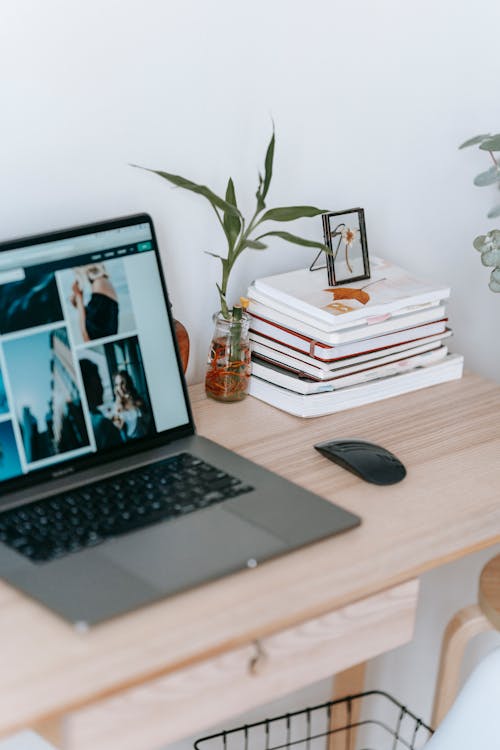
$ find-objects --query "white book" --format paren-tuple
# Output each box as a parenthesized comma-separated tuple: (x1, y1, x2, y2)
(249, 330, 453, 377)
(249, 354, 464, 418)
(248, 284, 443, 333)
(251, 256, 450, 330)
(250, 316, 448, 361)
(251, 346, 449, 394)
(248, 299, 446, 345)
(253, 339, 450, 382)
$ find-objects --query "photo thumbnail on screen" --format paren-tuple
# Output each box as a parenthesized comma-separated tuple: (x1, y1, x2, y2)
(3, 328, 90, 464)
(79, 335, 156, 451)
(0, 268, 63, 335)
(0, 368, 8, 415)
(0, 421, 22, 481)
(58, 258, 136, 346)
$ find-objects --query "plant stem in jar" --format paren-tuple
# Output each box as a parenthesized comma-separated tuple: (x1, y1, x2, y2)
(230, 304, 242, 364)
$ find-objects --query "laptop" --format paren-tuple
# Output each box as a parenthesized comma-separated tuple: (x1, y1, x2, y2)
(0, 214, 360, 626)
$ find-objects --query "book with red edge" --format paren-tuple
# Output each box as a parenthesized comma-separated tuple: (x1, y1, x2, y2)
(251, 332, 453, 381)
(249, 315, 448, 362)
(251, 346, 450, 395)
(247, 298, 446, 345)
(250, 329, 452, 380)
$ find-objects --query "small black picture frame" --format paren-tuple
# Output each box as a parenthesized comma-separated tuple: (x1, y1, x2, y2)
(322, 208, 370, 286)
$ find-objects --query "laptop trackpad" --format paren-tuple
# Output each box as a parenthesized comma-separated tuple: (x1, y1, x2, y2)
(101, 506, 287, 595)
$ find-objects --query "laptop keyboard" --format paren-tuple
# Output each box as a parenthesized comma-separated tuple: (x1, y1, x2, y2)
(0, 453, 254, 563)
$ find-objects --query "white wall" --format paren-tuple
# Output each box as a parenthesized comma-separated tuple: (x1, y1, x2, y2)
(1, 0, 499, 743)
(1, 0, 500, 384)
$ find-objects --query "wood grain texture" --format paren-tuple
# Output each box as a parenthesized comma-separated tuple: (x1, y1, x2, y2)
(32, 718, 63, 748)
(432, 553, 500, 728)
(329, 663, 367, 750)
(64, 581, 418, 750)
(0, 372, 499, 736)
(479, 553, 500, 629)
(431, 604, 493, 726)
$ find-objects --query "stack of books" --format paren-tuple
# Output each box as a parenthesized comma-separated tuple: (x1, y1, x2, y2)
(246, 257, 463, 417)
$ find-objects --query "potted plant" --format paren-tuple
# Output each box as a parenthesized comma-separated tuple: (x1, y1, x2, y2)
(134, 129, 330, 401)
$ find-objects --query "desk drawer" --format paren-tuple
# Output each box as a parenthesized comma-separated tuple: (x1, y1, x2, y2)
(63, 579, 419, 750)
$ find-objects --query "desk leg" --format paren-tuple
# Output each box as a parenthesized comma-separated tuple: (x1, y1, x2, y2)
(33, 716, 64, 748)
(328, 662, 366, 750)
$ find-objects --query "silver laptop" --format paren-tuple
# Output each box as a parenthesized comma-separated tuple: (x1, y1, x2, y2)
(0, 214, 360, 626)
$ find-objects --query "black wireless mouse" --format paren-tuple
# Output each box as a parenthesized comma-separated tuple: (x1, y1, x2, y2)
(314, 439, 406, 485)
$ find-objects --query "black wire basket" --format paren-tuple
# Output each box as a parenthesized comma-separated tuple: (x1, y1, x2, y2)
(194, 691, 434, 750)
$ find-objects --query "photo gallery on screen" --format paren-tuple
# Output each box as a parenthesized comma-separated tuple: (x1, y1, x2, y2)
(0, 257, 155, 479)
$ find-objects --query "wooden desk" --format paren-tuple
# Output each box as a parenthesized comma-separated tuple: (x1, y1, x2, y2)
(1, 373, 499, 749)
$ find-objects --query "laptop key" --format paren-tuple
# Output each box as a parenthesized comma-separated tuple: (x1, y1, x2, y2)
(0, 452, 254, 563)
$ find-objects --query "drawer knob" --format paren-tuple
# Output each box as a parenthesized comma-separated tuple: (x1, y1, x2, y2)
(249, 640, 268, 676)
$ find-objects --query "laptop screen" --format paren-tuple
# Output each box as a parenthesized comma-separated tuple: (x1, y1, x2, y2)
(0, 215, 191, 489)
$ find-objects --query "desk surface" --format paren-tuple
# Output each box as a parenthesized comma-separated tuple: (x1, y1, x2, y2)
(1, 373, 500, 734)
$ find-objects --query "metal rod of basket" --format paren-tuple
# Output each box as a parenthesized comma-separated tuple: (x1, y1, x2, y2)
(193, 691, 433, 750)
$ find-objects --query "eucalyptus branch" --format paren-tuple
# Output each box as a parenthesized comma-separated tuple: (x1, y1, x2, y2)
(460, 132, 500, 292)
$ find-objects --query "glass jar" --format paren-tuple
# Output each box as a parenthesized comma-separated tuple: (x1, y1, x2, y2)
(205, 310, 251, 402)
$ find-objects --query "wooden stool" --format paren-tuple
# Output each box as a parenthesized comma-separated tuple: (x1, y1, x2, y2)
(432, 554, 500, 727)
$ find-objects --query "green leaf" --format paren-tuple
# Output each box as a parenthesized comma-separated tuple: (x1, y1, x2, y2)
(459, 134, 490, 149)
(204, 251, 225, 260)
(487, 205, 500, 218)
(242, 239, 268, 250)
(473, 235, 487, 251)
(216, 283, 229, 318)
(489, 268, 500, 292)
(473, 167, 499, 187)
(255, 172, 264, 209)
(261, 129, 275, 205)
(479, 134, 500, 151)
(223, 178, 241, 249)
(260, 206, 327, 222)
(131, 165, 242, 218)
(255, 230, 331, 253)
(481, 248, 500, 267)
